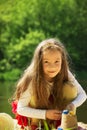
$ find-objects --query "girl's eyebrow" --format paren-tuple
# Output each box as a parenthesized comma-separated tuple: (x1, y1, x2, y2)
(43, 58, 61, 60)
(43, 58, 49, 60)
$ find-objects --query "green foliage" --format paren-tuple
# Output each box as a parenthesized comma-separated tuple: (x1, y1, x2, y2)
(6, 30, 45, 69)
(0, 69, 21, 81)
(0, 0, 87, 81)
(76, 71, 87, 90)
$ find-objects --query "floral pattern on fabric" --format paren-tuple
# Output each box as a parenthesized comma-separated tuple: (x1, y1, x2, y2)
(12, 101, 28, 129)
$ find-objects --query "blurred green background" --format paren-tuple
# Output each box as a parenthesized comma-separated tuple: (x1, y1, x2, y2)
(0, 0, 87, 123)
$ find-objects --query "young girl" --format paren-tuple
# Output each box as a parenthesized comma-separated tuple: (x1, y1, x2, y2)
(13, 38, 87, 129)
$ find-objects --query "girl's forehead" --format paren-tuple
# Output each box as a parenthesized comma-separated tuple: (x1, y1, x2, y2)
(42, 48, 62, 54)
(42, 49, 62, 59)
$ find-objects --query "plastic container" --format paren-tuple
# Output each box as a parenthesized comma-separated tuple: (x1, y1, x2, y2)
(60, 110, 78, 130)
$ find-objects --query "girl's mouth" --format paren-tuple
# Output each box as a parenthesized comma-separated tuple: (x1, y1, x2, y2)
(48, 71, 56, 73)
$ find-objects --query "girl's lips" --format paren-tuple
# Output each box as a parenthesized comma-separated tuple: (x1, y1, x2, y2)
(48, 71, 56, 73)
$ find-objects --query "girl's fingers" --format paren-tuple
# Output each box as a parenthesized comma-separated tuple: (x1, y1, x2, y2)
(54, 112, 61, 120)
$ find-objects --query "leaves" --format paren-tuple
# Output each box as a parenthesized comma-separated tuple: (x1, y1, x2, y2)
(0, 0, 87, 80)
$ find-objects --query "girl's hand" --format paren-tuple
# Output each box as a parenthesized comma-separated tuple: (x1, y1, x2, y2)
(46, 110, 62, 120)
(66, 103, 75, 111)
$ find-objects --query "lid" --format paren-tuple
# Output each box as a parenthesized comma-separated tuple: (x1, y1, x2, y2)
(57, 127, 63, 130)
(62, 110, 69, 114)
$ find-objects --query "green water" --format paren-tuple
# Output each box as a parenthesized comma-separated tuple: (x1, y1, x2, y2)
(0, 82, 15, 118)
(0, 81, 87, 123)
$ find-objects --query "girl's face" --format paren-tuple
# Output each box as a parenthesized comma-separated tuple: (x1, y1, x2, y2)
(42, 49, 62, 81)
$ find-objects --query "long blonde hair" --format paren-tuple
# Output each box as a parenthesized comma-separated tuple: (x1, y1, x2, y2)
(14, 38, 70, 110)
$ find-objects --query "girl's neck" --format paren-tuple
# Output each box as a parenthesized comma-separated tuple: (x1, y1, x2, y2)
(46, 78, 53, 82)
(45, 75, 54, 83)
(46, 78, 54, 84)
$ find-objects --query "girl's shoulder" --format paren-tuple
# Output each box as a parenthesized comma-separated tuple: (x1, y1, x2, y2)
(22, 81, 33, 97)
(68, 70, 75, 81)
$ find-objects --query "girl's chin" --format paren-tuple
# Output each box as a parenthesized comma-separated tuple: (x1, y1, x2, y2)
(46, 75, 56, 81)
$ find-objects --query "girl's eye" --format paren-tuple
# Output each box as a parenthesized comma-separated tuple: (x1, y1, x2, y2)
(55, 61, 59, 63)
(44, 61, 48, 63)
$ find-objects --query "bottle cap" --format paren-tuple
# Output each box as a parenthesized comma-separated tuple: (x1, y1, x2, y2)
(62, 110, 69, 114)
(57, 127, 63, 130)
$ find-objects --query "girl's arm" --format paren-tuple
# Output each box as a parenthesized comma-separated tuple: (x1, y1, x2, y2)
(68, 71, 87, 108)
(17, 85, 46, 119)
(17, 84, 61, 120)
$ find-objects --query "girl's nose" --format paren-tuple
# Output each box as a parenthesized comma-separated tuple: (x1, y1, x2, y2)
(49, 63, 56, 68)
